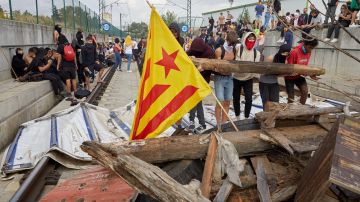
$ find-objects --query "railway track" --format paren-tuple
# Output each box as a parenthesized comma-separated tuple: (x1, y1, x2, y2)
(9, 66, 117, 202)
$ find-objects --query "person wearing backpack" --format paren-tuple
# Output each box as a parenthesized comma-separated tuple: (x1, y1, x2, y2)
(233, 32, 261, 120)
(56, 34, 78, 100)
(213, 30, 238, 131)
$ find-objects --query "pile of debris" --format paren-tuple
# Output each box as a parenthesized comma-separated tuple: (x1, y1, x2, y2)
(80, 102, 360, 201)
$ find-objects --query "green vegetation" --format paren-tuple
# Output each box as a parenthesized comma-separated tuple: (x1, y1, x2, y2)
(161, 11, 177, 26)
(128, 22, 148, 39)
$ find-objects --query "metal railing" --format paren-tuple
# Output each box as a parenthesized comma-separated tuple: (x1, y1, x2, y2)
(0, 0, 124, 37)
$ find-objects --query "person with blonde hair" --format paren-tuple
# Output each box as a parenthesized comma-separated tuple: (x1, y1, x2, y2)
(124, 35, 135, 72)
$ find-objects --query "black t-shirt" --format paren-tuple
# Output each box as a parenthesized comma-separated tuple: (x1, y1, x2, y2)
(57, 44, 76, 70)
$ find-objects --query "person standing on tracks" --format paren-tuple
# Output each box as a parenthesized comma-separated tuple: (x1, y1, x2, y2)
(169, 22, 185, 130)
(113, 38, 122, 71)
(213, 31, 238, 130)
(124, 35, 135, 73)
(56, 34, 78, 101)
(259, 45, 290, 108)
(187, 38, 214, 132)
(233, 32, 261, 120)
(82, 35, 105, 90)
(284, 38, 319, 105)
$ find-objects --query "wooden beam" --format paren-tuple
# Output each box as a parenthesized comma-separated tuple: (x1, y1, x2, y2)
(81, 142, 210, 202)
(213, 178, 234, 202)
(94, 125, 328, 164)
(201, 134, 218, 199)
(251, 155, 277, 192)
(255, 159, 272, 202)
(256, 105, 344, 122)
(191, 57, 325, 76)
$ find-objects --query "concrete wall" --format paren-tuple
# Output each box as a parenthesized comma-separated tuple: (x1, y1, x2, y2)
(0, 19, 108, 82)
(263, 27, 360, 109)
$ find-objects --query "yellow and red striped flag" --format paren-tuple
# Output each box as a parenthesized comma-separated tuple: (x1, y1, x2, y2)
(130, 7, 212, 140)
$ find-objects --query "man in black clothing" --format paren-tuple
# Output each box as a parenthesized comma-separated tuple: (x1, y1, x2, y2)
(56, 34, 78, 100)
(299, 8, 309, 26)
(11, 48, 27, 78)
(82, 35, 105, 90)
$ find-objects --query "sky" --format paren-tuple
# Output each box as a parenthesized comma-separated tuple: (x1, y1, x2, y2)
(0, 0, 325, 28)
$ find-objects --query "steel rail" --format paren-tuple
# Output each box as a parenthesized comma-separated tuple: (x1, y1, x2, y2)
(10, 66, 117, 201)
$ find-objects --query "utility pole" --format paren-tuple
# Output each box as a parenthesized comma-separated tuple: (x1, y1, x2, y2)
(187, 0, 191, 29)
(120, 13, 122, 37)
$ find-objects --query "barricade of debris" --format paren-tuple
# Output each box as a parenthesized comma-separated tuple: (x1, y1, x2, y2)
(80, 102, 360, 202)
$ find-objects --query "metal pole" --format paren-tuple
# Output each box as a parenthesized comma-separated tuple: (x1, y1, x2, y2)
(120, 13, 122, 37)
(35, 0, 39, 24)
(187, 0, 191, 29)
(72, 0, 75, 30)
(63, 0, 66, 28)
(8, 0, 13, 20)
(85, 6, 88, 32)
(51, 0, 55, 25)
(79, 1, 81, 29)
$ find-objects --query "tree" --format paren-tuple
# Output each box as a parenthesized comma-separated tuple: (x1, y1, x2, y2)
(242, 8, 251, 24)
(0, 5, 7, 19)
(128, 22, 148, 39)
(161, 11, 177, 26)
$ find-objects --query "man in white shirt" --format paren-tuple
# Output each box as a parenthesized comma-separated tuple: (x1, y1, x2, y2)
(301, 10, 322, 39)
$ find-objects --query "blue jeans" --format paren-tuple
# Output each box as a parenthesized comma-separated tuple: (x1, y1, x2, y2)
(214, 75, 233, 101)
(114, 52, 121, 70)
(126, 54, 132, 71)
(264, 12, 271, 29)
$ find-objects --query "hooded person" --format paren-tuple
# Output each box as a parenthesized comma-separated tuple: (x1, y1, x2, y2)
(233, 32, 261, 119)
(11, 48, 27, 78)
(186, 38, 215, 131)
(168, 22, 186, 130)
(169, 22, 185, 48)
(259, 44, 290, 107)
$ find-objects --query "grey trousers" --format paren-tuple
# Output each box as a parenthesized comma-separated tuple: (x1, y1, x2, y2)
(189, 101, 205, 126)
(325, 6, 337, 24)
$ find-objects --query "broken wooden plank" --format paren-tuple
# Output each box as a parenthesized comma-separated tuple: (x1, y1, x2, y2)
(256, 160, 272, 202)
(262, 129, 295, 155)
(271, 185, 297, 202)
(191, 57, 325, 76)
(81, 141, 210, 202)
(201, 134, 218, 199)
(213, 178, 234, 202)
(251, 155, 277, 192)
(98, 125, 328, 164)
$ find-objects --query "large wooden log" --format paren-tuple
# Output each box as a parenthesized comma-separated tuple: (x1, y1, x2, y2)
(81, 142, 210, 202)
(191, 58, 325, 76)
(94, 125, 328, 164)
(255, 105, 343, 122)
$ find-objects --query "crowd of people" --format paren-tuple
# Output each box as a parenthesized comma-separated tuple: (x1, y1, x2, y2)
(167, 0, 336, 132)
(11, 24, 147, 103)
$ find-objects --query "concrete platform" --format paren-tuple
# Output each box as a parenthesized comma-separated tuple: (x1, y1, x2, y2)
(0, 79, 58, 150)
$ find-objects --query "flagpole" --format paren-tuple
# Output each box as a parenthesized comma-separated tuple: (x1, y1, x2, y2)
(211, 91, 239, 132)
(146, 0, 154, 8)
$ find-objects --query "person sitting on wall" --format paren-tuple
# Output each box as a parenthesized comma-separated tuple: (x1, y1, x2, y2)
(11, 48, 27, 78)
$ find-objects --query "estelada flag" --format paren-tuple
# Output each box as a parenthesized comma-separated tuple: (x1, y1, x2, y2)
(130, 7, 212, 140)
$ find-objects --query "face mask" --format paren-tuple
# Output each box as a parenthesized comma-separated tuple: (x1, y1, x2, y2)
(245, 39, 256, 50)
(302, 45, 307, 54)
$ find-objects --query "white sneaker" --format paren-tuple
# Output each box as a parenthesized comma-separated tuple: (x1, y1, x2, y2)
(349, 24, 360, 28)
(323, 38, 331, 42)
(127, 70, 132, 73)
(330, 38, 338, 43)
